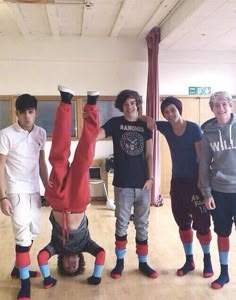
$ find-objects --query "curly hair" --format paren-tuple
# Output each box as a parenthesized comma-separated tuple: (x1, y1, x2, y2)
(115, 89, 142, 112)
(57, 253, 86, 277)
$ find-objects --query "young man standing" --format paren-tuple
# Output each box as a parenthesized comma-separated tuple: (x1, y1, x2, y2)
(0, 94, 48, 300)
(97, 89, 158, 279)
(200, 91, 236, 289)
(147, 96, 213, 278)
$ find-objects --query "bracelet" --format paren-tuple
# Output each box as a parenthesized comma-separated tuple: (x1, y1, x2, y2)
(148, 177, 155, 181)
(0, 196, 7, 202)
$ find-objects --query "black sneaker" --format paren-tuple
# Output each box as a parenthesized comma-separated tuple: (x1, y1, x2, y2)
(87, 91, 99, 105)
(58, 85, 74, 103)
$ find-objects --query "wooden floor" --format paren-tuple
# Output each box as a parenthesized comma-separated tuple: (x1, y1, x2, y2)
(1, 199, 236, 300)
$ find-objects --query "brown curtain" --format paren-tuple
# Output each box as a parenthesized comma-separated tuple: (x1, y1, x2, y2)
(146, 27, 162, 206)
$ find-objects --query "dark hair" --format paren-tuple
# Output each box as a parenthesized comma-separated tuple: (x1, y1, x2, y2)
(57, 253, 86, 277)
(15, 94, 38, 113)
(160, 96, 183, 116)
(115, 89, 142, 112)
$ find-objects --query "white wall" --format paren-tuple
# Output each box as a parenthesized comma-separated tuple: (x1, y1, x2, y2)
(160, 63, 236, 95)
(0, 36, 148, 96)
(2, 37, 236, 195)
(0, 36, 148, 196)
(159, 49, 236, 95)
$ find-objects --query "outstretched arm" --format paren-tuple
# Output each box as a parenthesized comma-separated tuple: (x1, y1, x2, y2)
(139, 115, 156, 130)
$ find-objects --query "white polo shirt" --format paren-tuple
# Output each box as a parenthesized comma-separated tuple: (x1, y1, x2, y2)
(0, 122, 46, 193)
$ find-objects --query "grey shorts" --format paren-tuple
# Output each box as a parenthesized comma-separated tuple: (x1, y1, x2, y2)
(45, 211, 101, 257)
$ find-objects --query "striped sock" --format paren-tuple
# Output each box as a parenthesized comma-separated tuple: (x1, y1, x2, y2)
(111, 259, 124, 279)
(11, 266, 40, 279)
(136, 241, 158, 279)
(17, 277, 30, 300)
(111, 237, 127, 279)
(177, 254, 195, 276)
(211, 236, 230, 289)
(37, 249, 57, 289)
(197, 231, 213, 278)
(87, 249, 105, 285)
(15, 246, 31, 300)
(211, 264, 229, 289)
(177, 229, 195, 276)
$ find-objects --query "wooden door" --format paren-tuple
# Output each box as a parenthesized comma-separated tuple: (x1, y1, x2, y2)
(199, 97, 214, 124)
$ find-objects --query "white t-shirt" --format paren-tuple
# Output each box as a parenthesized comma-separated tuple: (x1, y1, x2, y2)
(0, 122, 46, 193)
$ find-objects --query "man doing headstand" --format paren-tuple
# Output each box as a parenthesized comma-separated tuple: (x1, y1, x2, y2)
(37, 85, 105, 289)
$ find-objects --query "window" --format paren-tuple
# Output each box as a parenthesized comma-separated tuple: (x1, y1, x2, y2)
(36, 98, 77, 137)
(0, 99, 11, 130)
(0, 94, 135, 140)
(82, 96, 123, 127)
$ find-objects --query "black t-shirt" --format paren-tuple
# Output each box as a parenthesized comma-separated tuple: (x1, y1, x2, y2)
(102, 116, 152, 188)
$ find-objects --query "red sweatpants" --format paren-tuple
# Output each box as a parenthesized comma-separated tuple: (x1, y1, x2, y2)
(45, 102, 99, 213)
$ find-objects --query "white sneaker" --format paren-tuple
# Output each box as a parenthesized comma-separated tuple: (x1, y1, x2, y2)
(58, 85, 74, 95)
(106, 200, 116, 211)
(87, 91, 99, 96)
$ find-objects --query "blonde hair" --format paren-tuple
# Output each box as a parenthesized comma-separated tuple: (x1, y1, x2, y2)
(209, 91, 232, 109)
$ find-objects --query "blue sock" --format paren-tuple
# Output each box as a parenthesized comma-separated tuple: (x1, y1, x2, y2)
(39, 263, 50, 278)
(111, 259, 124, 279)
(17, 278, 30, 300)
(177, 254, 195, 276)
(11, 266, 40, 279)
(139, 261, 158, 278)
(43, 276, 57, 289)
(211, 264, 229, 289)
(203, 253, 213, 277)
(87, 264, 103, 285)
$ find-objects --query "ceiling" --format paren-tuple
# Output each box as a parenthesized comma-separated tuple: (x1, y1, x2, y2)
(0, 0, 236, 51)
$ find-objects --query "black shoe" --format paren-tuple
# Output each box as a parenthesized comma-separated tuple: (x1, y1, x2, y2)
(58, 85, 74, 104)
(130, 213, 134, 221)
(87, 91, 99, 105)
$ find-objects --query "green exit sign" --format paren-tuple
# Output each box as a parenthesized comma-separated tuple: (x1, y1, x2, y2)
(188, 87, 211, 95)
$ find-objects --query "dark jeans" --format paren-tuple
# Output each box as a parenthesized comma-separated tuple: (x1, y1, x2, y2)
(211, 190, 236, 236)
